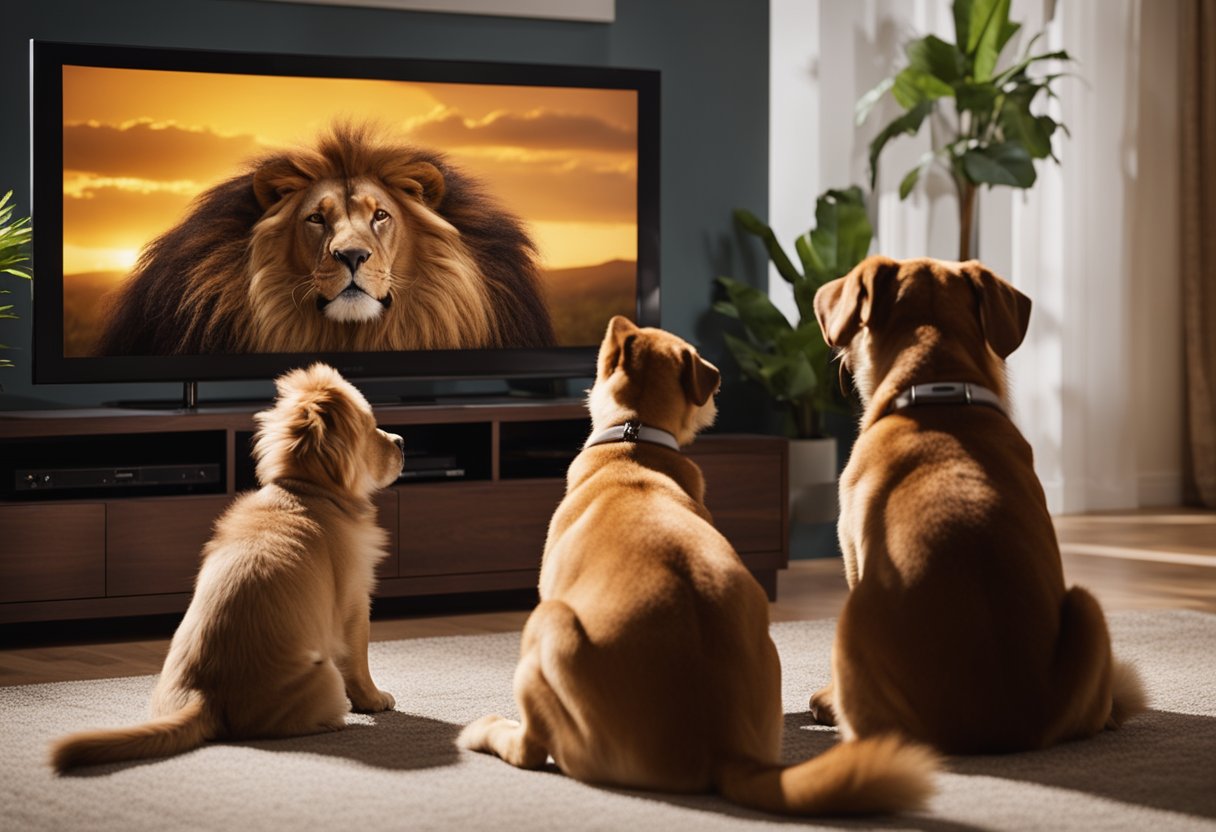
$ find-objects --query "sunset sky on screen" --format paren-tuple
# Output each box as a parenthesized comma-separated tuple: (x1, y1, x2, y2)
(61, 65, 639, 277)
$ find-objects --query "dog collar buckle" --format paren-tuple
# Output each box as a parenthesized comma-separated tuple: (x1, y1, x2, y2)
(584, 421, 680, 452)
(888, 383, 1006, 416)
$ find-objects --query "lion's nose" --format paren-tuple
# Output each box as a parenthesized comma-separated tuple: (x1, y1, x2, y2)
(333, 247, 370, 275)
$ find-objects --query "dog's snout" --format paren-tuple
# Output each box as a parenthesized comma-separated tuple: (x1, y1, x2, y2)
(391, 435, 404, 452)
(333, 247, 370, 274)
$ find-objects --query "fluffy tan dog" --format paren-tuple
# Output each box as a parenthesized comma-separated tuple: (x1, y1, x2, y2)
(459, 316, 938, 816)
(810, 255, 1146, 753)
(49, 363, 403, 772)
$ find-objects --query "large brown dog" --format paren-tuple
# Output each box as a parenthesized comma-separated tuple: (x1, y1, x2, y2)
(810, 255, 1146, 753)
(50, 364, 403, 772)
(459, 316, 937, 816)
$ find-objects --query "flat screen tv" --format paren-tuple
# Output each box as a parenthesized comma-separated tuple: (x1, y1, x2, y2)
(30, 40, 659, 391)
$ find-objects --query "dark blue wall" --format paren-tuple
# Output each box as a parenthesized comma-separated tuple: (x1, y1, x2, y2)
(0, 0, 769, 428)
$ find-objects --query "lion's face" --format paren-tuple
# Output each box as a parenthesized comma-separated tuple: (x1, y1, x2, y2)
(295, 176, 406, 324)
(244, 137, 497, 352)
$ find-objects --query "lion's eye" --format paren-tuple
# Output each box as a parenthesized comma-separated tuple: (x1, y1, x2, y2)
(305, 213, 325, 224)
(373, 208, 390, 222)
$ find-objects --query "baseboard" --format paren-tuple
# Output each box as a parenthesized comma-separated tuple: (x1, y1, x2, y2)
(1042, 472, 1183, 513)
(1137, 471, 1184, 507)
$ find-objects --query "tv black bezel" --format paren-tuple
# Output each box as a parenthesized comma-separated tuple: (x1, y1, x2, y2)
(30, 40, 660, 386)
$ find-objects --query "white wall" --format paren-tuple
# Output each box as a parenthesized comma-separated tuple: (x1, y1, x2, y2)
(770, 0, 1184, 513)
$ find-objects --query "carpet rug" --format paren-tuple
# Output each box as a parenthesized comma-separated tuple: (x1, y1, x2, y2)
(1, 611, 1213, 831)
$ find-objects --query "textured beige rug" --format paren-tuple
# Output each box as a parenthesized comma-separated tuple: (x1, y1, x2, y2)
(1, 611, 1213, 831)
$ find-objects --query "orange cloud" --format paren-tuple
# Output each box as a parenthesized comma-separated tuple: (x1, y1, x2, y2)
(63, 120, 262, 182)
(63, 183, 193, 250)
(462, 157, 636, 224)
(409, 108, 636, 153)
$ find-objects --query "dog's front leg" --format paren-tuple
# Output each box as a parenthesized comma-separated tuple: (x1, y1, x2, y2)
(341, 597, 395, 712)
(809, 680, 838, 726)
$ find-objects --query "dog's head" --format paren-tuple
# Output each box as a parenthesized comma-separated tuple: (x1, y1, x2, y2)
(813, 255, 1031, 404)
(587, 316, 720, 446)
(253, 363, 404, 497)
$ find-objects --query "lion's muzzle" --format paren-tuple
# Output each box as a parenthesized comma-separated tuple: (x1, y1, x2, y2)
(333, 247, 370, 276)
(317, 281, 391, 324)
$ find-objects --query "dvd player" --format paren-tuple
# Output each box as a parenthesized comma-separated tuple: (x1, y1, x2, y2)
(15, 463, 222, 492)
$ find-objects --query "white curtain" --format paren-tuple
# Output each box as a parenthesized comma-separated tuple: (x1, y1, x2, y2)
(769, 0, 1183, 513)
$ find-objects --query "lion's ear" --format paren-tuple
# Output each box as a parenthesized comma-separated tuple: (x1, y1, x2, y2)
(385, 161, 445, 210)
(253, 156, 313, 209)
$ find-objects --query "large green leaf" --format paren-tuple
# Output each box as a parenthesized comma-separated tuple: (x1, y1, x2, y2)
(867, 100, 933, 188)
(792, 188, 872, 322)
(722, 333, 817, 403)
(962, 142, 1036, 188)
(899, 150, 939, 200)
(714, 276, 793, 345)
(734, 208, 802, 285)
(1000, 88, 1058, 159)
(892, 68, 955, 109)
(993, 49, 1072, 88)
(905, 34, 966, 83)
(810, 188, 872, 281)
(996, 20, 1022, 55)
(970, 0, 1013, 81)
(855, 76, 894, 126)
(953, 0, 976, 54)
(954, 80, 998, 114)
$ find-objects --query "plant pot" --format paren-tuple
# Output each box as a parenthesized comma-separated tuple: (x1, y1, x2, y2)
(788, 436, 838, 525)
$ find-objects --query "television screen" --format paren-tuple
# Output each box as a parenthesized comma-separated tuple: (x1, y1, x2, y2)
(31, 41, 659, 385)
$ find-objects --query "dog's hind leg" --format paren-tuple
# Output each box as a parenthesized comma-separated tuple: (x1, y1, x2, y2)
(1042, 586, 1143, 745)
(459, 600, 589, 771)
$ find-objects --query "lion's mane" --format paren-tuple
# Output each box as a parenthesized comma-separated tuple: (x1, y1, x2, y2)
(96, 124, 556, 356)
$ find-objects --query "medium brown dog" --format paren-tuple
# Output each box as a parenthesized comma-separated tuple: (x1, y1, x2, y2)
(459, 316, 938, 816)
(50, 364, 403, 772)
(810, 255, 1146, 753)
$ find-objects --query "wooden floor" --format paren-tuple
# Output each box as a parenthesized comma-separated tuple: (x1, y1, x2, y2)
(0, 508, 1212, 687)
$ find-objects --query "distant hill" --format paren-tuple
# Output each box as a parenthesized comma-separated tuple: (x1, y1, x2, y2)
(63, 271, 125, 357)
(538, 259, 637, 347)
(61, 261, 638, 356)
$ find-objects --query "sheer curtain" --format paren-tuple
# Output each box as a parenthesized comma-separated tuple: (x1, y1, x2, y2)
(1180, 0, 1216, 508)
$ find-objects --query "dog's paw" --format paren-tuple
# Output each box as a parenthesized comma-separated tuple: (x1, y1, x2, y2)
(809, 687, 838, 726)
(457, 714, 513, 752)
(351, 689, 395, 713)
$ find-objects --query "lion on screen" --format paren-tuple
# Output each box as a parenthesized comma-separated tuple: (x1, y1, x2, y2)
(95, 123, 556, 355)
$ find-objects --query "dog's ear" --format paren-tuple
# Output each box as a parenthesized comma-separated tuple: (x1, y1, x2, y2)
(599, 315, 640, 377)
(963, 262, 1032, 358)
(680, 349, 720, 406)
(814, 255, 898, 348)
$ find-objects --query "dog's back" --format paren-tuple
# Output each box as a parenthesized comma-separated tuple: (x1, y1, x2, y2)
(815, 256, 1146, 752)
(461, 317, 938, 816)
(50, 364, 401, 772)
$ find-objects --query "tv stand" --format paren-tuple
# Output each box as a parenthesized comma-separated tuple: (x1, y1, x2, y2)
(0, 401, 789, 624)
(107, 381, 205, 411)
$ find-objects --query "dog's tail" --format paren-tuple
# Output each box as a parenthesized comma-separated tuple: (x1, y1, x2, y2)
(49, 697, 213, 773)
(715, 734, 938, 816)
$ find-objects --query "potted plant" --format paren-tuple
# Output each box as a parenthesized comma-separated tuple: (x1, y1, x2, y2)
(714, 186, 872, 525)
(0, 189, 33, 371)
(858, 0, 1074, 259)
